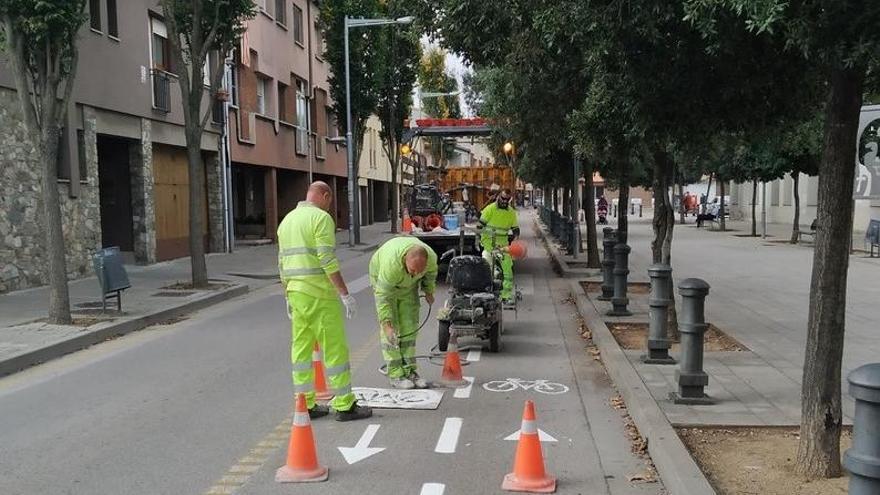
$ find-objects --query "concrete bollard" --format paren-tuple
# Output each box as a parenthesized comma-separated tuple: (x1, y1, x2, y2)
(844, 363, 880, 495)
(598, 228, 616, 301)
(607, 243, 632, 317)
(671, 278, 713, 404)
(642, 264, 676, 365)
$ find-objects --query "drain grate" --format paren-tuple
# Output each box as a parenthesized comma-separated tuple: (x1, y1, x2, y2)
(151, 291, 195, 297)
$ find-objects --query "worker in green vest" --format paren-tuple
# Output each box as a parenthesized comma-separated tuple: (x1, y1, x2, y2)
(369, 236, 438, 389)
(479, 188, 520, 303)
(277, 181, 372, 422)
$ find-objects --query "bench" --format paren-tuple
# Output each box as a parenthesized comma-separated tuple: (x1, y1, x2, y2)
(797, 219, 818, 243)
(867, 219, 880, 258)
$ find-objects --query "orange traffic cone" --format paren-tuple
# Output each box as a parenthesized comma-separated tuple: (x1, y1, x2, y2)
(502, 400, 556, 493)
(436, 333, 468, 388)
(402, 210, 413, 233)
(312, 343, 333, 402)
(275, 394, 329, 483)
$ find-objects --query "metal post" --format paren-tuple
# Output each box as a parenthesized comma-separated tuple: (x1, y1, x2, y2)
(643, 264, 676, 364)
(607, 243, 632, 316)
(343, 17, 359, 247)
(844, 363, 880, 495)
(671, 278, 713, 404)
(598, 228, 615, 301)
(762, 181, 767, 239)
(639, 204, 643, 218)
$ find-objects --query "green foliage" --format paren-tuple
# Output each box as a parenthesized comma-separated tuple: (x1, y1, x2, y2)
(319, 0, 382, 142)
(374, 0, 420, 150)
(417, 47, 460, 119)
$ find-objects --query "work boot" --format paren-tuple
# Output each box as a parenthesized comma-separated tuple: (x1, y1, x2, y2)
(409, 371, 428, 389)
(389, 377, 415, 389)
(308, 404, 330, 419)
(335, 403, 373, 422)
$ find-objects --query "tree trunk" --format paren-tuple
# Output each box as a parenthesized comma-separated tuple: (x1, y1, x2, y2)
(390, 156, 399, 233)
(704, 173, 713, 214)
(617, 163, 630, 245)
(651, 148, 679, 341)
(790, 172, 801, 244)
(678, 183, 686, 225)
(751, 179, 758, 237)
(553, 188, 559, 213)
(719, 180, 726, 231)
(796, 66, 864, 479)
(186, 127, 209, 288)
(41, 127, 73, 324)
(563, 186, 570, 217)
(583, 166, 600, 268)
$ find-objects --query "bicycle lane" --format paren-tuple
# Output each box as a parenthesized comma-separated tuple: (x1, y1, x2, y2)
(231, 216, 662, 494)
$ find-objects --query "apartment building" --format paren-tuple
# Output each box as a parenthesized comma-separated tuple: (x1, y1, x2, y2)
(228, 0, 351, 241)
(0, 0, 224, 293)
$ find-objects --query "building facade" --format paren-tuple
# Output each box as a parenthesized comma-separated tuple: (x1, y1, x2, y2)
(0, 0, 223, 293)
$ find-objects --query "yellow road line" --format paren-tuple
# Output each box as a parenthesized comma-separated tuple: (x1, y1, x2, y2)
(201, 335, 378, 495)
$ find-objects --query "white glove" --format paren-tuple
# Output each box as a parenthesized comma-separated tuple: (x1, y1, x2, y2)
(341, 294, 358, 320)
(285, 299, 292, 320)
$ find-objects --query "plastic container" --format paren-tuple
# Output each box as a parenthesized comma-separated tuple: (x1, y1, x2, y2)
(443, 214, 459, 231)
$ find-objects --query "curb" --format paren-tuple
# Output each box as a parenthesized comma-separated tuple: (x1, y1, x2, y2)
(0, 284, 249, 377)
(568, 280, 717, 495)
(532, 216, 602, 279)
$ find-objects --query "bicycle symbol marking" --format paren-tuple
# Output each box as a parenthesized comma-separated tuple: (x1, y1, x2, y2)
(482, 378, 570, 395)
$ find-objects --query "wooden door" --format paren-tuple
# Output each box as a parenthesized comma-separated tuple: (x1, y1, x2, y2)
(153, 144, 208, 261)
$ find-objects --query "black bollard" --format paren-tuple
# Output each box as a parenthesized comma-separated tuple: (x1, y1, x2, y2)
(598, 228, 615, 301)
(671, 278, 713, 404)
(844, 363, 880, 495)
(642, 264, 676, 365)
(607, 243, 632, 317)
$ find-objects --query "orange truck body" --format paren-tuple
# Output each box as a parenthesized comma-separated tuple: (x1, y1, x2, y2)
(441, 166, 517, 209)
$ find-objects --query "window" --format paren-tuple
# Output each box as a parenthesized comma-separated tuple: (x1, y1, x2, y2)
(293, 5, 304, 45)
(257, 0, 267, 13)
(295, 78, 308, 154)
(89, 0, 101, 31)
(325, 106, 336, 137)
(230, 64, 239, 106)
(257, 78, 267, 115)
(150, 17, 171, 72)
(106, 0, 118, 37)
(278, 82, 289, 122)
(315, 19, 326, 60)
(275, 0, 287, 26)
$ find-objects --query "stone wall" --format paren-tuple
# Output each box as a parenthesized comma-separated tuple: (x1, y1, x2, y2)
(205, 153, 226, 252)
(131, 118, 156, 264)
(0, 89, 101, 293)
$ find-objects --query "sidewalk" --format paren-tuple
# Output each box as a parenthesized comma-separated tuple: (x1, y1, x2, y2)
(0, 221, 394, 376)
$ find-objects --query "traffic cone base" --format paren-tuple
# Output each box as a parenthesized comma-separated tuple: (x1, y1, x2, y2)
(276, 394, 329, 484)
(502, 400, 556, 493)
(275, 464, 329, 483)
(501, 472, 556, 493)
(436, 339, 468, 388)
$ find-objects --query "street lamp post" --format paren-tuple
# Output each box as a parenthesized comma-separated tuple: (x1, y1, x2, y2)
(343, 15, 414, 247)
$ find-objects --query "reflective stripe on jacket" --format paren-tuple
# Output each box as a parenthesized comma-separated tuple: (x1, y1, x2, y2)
(277, 201, 340, 299)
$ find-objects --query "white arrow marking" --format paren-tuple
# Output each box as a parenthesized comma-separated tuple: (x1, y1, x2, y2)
(504, 428, 558, 443)
(338, 424, 385, 464)
(420, 483, 445, 495)
(466, 349, 481, 362)
(435, 418, 462, 453)
(453, 377, 475, 399)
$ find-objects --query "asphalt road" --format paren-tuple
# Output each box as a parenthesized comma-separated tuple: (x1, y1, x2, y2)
(0, 215, 664, 495)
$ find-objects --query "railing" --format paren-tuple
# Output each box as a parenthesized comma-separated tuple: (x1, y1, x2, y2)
(540, 206, 577, 255)
(151, 69, 171, 113)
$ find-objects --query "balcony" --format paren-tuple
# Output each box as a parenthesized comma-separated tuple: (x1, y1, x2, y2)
(151, 69, 171, 113)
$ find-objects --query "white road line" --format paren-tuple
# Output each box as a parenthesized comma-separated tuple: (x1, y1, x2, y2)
(453, 377, 475, 399)
(420, 483, 445, 495)
(434, 418, 463, 453)
(348, 274, 371, 295)
(466, 349, 481, 362)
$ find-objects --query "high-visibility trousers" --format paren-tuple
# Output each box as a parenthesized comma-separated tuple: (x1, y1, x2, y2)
(287, 291, 355, 411)
(481, 242, 515, 300)
(379, 289, 420, 379)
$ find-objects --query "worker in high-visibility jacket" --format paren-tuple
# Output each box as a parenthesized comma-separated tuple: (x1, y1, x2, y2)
(277, 181, 372, 422)
(369, 236, 438, 389)
(478, 188, 520, 303)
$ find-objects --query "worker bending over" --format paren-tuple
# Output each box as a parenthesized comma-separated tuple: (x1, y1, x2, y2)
(369, 237, 438, 389)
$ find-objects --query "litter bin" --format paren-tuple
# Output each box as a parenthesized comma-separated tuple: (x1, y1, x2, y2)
(92, 246, 131, 311)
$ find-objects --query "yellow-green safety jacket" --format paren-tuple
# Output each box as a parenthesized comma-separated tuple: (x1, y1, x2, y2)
(479, 202, 519, 249)
(277, 201, 340, 300)
(369, 236, 438, 323)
